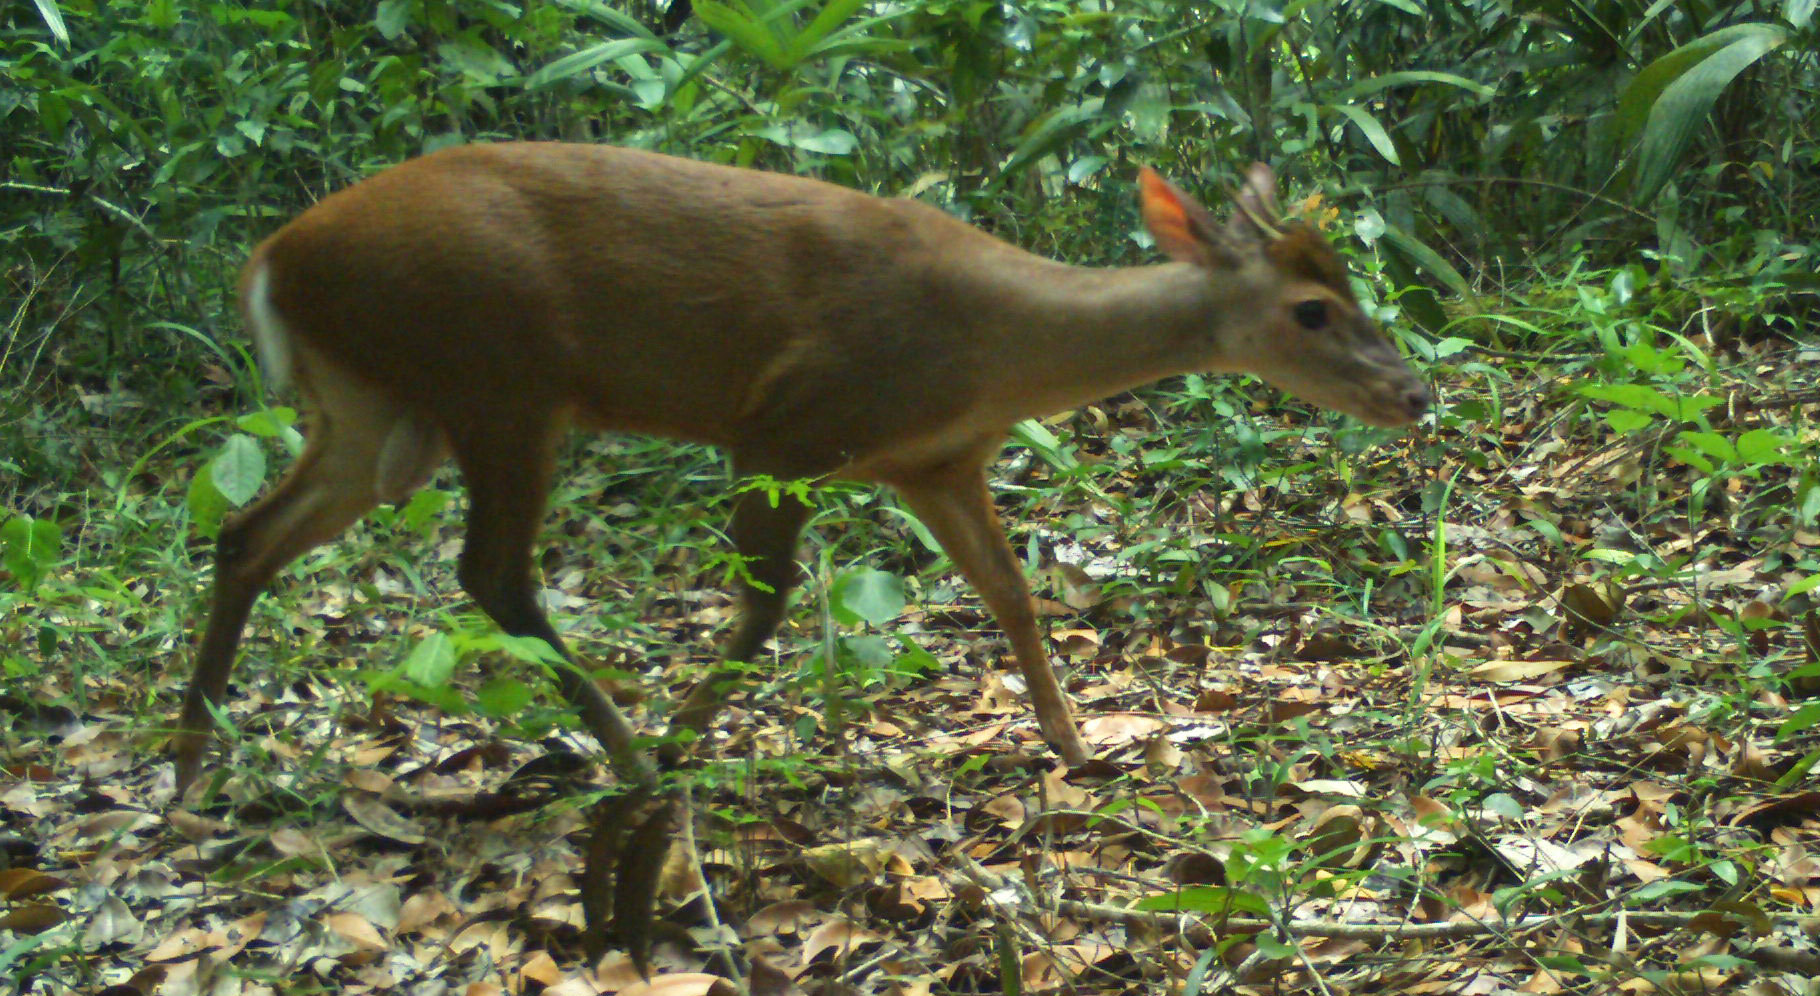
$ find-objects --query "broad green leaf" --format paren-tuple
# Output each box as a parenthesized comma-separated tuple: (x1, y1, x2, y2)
(1674, 430, 1736, 465)
(1788, 0, 1816, 29)
(1068, 155, 1109, 184)
(1615, 25, 1775, 147)
(210, 434, 266, 507)
(1735, 428, 1791, 465)
(1625, 24, 1787, 203)
(1578, 384, 1721, 421)
(838, 633, 894, 672)
(375, 0, 413, 39)
(830, 567, 905, 627)
(1419, 180, 1486, 243)
(236, 408, 294, 438)
(1605, 409, 1652, 434)
(753, 125, 856, 154)
(1663, 446, 1714, 474)
(186, 470, 229, 539)
(399, 489, 451, 531)
(1579, 383, 1670, 413)
(1327, 102, 1399, 164)
(494, 632, 568, 665)
(2, 515, 60, 591)
(1256, 933, 1297, 958)
(476, 676, 534, 717)
(892, 644, 940, 678)
(1635, 879, 1705, 901)
(403, 632, 459, 687)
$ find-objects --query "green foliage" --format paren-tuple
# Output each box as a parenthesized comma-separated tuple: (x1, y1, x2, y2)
(1, 514, 61, 593)
(361, 615, 572, 729)
(5, 9, 1818, 987)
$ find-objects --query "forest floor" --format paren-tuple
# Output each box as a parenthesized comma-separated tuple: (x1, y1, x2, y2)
(5, 320, 1820, 995)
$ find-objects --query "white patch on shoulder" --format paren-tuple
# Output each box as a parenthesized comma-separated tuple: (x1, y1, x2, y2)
(243, 262, 294, 392)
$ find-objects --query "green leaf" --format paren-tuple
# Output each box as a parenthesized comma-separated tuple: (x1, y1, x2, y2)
(1624, 24, 1787, 204)
(399, 489, 451, 531)
(1339, 70, 1493, 100)
(1605, 408, 1652, 434)
(986, 100, 1112, 193)
(375, 0, 413, 39)
(1009, 419, 1077, 471)
(31, 0, 70, 46)
(476, 676, 534, 717)
(236, 408, 294, 438)
(1615, 24, 1777, 146)
(695, 0, 792, 70)
(790, 0, 867, 57)
(1327, 103, 1399, 164)
(186, 470, 229, 539)
(527, 38, 670, 89)
(830, 567, 905, 628)
(1, 515, 60, 591)
(1132, 886, 1271, 916)
(838, 633, 894, 674)
(756, 124, 857, 154)
(403, 632, 459, 687)
(1734, 428, 1790, 465)
(1777, 746, 1820, 788)
(1582, 379, 1651, 413)
(1255, 933, 1297, 958)
(1663, 446, 1714, 474)
(1673, 431, 1736, 465)
(1778, 703, 1820, 740)
(493, 632, 567, 665)
(559, 0, 663, 39)
(891, 643, 940, 679)
(1380, 223, 1474, 301)
(1783, 573, 1820, 600)
(209, 434, 266, 507)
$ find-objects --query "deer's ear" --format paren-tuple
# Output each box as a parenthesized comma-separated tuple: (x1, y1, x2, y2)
(1139, 168, 1236, 268)
(1229, 162, 1283, 241)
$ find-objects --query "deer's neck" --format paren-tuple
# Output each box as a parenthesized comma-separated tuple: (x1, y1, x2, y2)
(949, 250, 1247, 420)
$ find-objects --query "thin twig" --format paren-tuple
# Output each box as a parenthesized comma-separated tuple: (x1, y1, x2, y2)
(676, 784, 743, 985)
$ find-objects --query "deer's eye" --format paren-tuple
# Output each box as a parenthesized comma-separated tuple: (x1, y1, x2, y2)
(1292, 299, 1329, 330)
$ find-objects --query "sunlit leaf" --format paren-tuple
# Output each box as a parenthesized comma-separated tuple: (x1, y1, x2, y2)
(403, 632, 458, 687)
(32, 0, 69, 46)
(209, 434, 266, 507)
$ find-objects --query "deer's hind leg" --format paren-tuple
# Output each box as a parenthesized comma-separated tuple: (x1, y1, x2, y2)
(177, 364, 446, 789)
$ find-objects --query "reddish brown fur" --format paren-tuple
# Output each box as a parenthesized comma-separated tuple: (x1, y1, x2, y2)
(173, 145, 1429, 790)
(1265, 223, 1353, 293)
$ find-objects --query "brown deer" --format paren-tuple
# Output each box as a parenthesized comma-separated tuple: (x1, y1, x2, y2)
(174, 145, 1428, 790)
